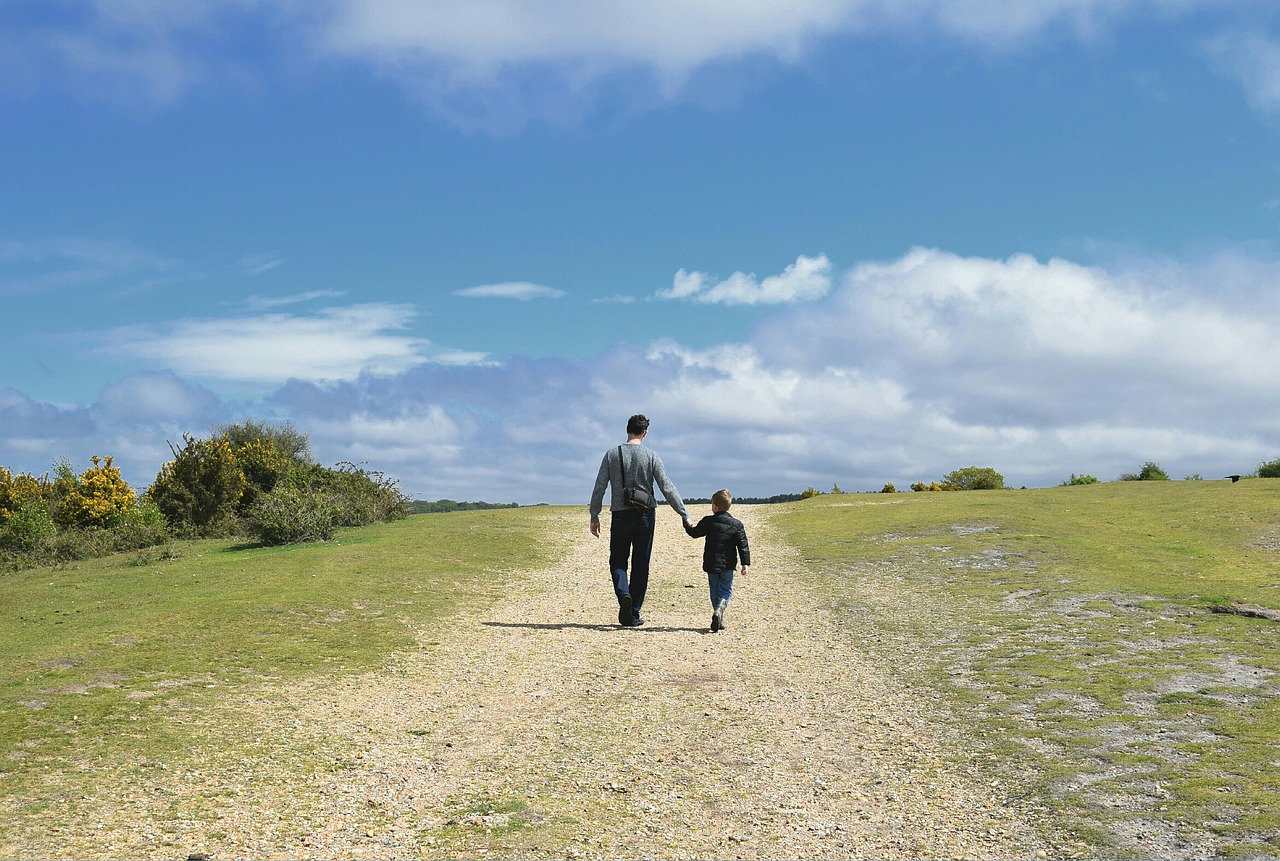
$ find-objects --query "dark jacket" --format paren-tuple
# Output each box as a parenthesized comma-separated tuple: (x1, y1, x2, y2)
(684, 511, 751, 574)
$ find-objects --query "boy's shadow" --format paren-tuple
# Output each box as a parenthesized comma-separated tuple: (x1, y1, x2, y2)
(483, 621, 709, 634)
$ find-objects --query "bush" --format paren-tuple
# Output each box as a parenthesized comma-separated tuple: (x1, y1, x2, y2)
(800, 487, 822, 499)
(291, 462, 410, 526)
(149, 434, 247, 534)
(1062, 474, 1100, 486)
(0, 502, 56, 552)
(880, 483, 896, 493)
(942, 466, 1005, 491)
(59, 456, 136, 529)
(112, 499, 171, 550)
(1138, 461, 1169, 481)
(247, 483, 342, 545)
(1258, 458, 1280, 479)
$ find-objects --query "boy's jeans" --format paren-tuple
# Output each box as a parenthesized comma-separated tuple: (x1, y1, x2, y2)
(609, 508, 655, 618)
(708, 567, 735, 610)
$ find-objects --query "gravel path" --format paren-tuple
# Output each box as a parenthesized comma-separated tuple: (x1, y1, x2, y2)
(10, 506, 1060, 859)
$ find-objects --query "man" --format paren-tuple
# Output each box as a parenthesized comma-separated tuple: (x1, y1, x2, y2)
(589, 414, 690, 627)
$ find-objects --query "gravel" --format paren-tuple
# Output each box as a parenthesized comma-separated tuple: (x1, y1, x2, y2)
(3, 506, 1063, 859)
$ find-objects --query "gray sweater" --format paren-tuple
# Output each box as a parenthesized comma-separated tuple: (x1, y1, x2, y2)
(589, 443, 689, 522)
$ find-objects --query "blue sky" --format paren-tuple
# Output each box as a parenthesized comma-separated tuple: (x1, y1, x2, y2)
(4, 1, 1280, 503)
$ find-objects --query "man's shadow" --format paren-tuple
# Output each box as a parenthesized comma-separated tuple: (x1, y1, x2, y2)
(483, 621, 709, 634)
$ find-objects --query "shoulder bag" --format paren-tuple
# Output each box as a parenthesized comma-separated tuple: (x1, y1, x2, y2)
(618, 445, 654, 512)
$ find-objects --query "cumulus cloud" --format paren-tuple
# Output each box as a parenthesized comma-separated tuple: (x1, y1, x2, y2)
(453, 281, 567, 300)
(98, 303, 433, 385)
(8, 247, 1280, 500)
(658, 254, 832, 305)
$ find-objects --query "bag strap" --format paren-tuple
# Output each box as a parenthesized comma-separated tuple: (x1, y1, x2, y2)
(617, 445, 628, 490)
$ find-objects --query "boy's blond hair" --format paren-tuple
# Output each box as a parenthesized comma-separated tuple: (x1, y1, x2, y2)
(711, 489, 733, 511)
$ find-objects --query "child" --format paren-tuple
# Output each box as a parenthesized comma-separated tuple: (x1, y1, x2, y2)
(683, 489, 751, 632)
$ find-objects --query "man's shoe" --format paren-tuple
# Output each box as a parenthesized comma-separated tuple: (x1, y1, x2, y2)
(630, 616, 645, 627)
(710, 611, 721, 633)
(618, 595, 632, 627)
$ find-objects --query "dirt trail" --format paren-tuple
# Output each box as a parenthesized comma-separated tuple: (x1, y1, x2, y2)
(17, 506, 1057, 859)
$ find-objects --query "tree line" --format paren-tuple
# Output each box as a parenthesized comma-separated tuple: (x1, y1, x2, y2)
(0, 421, 408, 569)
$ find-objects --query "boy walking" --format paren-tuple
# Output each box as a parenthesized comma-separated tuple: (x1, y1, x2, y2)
(683, 489, 751, 632)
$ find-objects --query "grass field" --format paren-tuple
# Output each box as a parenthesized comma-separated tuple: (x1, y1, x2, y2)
(0, 507, 568, 822)
(772, 479, 1280, 857)
(4, 483, 1280, 857)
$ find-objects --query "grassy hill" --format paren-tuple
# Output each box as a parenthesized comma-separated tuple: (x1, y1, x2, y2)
(772, 479, 1280, 856)
(0, 507, 568, 813)
(4, 481, 1280, 855)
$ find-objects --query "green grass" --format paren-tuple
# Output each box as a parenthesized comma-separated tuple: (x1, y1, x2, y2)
(0, 508, 568, 808)
(772, 480, 1280, 856)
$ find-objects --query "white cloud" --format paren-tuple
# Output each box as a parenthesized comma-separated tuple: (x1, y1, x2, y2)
(4, 1, 1258, 126)
(453, 281, 567, 300)
(99, 303, 432, 385)
(1205, 28, 1280, 114)
(11, 246, 1280, 500)
(658, 254, 832, 305)
(238, 290, 345, 311)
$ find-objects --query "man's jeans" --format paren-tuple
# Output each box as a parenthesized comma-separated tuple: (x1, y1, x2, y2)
(609, 508, 655, 618)
(708, 568, 735, 610)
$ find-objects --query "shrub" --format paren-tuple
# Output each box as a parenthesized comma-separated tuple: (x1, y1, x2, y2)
(1062, 474, 1100, 486)
(290, 462, 409, 526)
(216, 419, 312, 465)
(112, 499, 171, 550)
(0, 467, 51, 524)
(59, 456, 136, 529)
(149, 434, 247, 534)
(247, 483, 342, 545)
(231, 438, 292, 511)
(0, 502, 56, 552)
(1138, 461, 1169, 481)
(800, 487, 822, 499)
(1257, 458, 1280, 479)
(942, 466, 1005, 491)
(880, 483, 896, 493)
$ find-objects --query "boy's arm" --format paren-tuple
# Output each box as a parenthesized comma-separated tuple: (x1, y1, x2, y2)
(737, 522, 751, 567)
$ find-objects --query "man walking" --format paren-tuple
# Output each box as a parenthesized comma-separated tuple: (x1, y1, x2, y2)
(589, 414, 690, 627)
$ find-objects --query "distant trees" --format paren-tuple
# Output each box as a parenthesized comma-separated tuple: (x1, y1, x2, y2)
(1119, 461, 1169, 481)
(148, 421, 408, 544)
(2, 420, 410, 567)
(942, 466, 1005, 491)
(0, 456, 168, 567)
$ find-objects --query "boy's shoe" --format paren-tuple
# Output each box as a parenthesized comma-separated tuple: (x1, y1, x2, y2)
(618, 595, 633, 627)
(715, 598, 728, 631)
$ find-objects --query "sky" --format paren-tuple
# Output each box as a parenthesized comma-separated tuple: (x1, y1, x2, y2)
(4, 0, 1280, 504)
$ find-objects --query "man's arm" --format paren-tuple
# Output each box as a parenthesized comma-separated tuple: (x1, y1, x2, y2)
(651, 453, 688, 520)
(588, 452, 611, 536)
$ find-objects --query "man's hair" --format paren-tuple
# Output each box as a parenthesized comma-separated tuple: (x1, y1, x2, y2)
(711, 489, 733, 510)
(626, 414, 650, 436)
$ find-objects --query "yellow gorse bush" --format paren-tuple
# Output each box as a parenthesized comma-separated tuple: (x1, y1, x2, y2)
(0, 467, 52, 522)
(60, 456, 136, 528)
